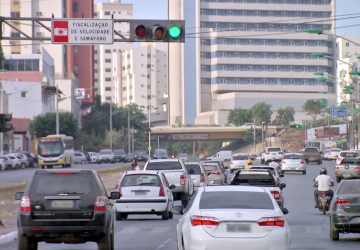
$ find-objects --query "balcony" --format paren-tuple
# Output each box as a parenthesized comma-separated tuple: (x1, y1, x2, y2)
(213, 70, 317, 79)
(212, 58, 332, 67)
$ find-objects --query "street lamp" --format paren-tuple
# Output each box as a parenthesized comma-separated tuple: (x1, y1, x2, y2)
(306, 29, 360, 47)
(310, 52, 354, 66)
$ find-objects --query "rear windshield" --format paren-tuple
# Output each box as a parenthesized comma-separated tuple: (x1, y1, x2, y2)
(330, 149, 341, 152)
(99, 150, 112, 154)
(250, 167, 276, 176)
(199, 191, 274, 210)
(232, 174, 276, 186)
(155, 149, 167, 154)
(136, 151, 146, 155)
(305, 148, 319, 152)
(146, 161, 182, 170)
(30, 174, 94, 195)
(267, 148, 281, 152)
(233, 155, 249, 160)
(204, 165, 218, 172)
(337, 181, 360, 194)
(121, 174, 161, 187)
(185, 164, 202, 175)
(284, 154, 302, 159)
(179, 154, 188, 157)
(341, 158, 360, 165)
(340, 152, 359, 157)
(114, 150, 125, 155)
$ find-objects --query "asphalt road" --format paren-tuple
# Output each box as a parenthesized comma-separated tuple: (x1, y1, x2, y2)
(0, 162, 131, 186)
(2, 160, 360, 250)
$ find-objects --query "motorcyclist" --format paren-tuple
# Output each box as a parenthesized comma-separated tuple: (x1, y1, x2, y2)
(244, 160, 253, 170)
(268, 157, 279, 169)
(313, 168, 334, 208)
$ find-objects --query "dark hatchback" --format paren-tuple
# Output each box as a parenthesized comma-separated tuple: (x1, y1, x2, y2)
(134, 150, 148, 162)
(21, 152, 38, 168)
(16, 169, 120, 250)
(113, 149, 126, 163)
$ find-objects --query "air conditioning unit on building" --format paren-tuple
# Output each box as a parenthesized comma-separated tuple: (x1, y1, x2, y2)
(9, 40, 17, 45)
(36, 12, 43, 16)
(85, 94, 91, 99)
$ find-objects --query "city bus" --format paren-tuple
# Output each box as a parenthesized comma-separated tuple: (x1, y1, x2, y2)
(36, 134, 75, 169)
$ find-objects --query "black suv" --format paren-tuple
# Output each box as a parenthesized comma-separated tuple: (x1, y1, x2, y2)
(16, 169, 120, 250)
(113, 149, 126, 163)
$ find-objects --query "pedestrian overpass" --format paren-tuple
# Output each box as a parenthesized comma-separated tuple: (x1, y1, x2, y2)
(150, 126, 279, 141)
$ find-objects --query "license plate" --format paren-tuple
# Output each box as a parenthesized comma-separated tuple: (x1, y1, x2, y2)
(226, 224, 251, 232)
(343, 174, 351, 178)
(51, 200, 73, 208)
(134, 191, 147, 195)
(345, 165, 349, 169)
(272, 153, 276, 155)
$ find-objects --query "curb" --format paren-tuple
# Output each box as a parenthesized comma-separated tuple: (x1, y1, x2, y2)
(0, 231, 17, 245)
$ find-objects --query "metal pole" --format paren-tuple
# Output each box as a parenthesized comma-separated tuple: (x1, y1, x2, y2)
(262, 122, 264, 150)
(110, 101, 113, 150)
(158, 136, 160, 150)
(253, 118, 256, 153)
(193, 141, 195, 156)
(351, 114, 354, 148)
(132, 129, 134, 153)
(56, 84, 59, 135)
(0, 81, 3, 155)
(148, 102, 151, 156)
(127, 107, 131, 153)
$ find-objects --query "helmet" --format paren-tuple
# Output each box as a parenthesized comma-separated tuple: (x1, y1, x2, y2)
(247, 160, 252, 165)
(320, 168, 327, 175)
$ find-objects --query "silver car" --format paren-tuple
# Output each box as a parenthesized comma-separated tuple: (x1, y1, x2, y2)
(203, 163, 225, 185)
(97, 149, 115, 164)
(178, 153, 189, 161)
(281, 153, 307, 175)
(230, 153, 252, 173)
(183, 161, 209, 191)
(335, 156, 360, 183)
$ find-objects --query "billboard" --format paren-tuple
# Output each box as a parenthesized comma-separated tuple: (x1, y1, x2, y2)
(75, 88, 85, 99)
(308, 124, 346, 140)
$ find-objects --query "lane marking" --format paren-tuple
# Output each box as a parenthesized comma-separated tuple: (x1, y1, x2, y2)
(117, 227, 141, 234)
(148, 227, 172, 234)
(156, 237, 174, 250)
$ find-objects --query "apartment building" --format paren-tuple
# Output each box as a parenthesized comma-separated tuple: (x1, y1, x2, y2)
(336, 35, 360, 105)
(94, 0, 133, 103)
(0, 0, 95, 104)
(113, 45, 168, 125)
(173, 0, 337, 125)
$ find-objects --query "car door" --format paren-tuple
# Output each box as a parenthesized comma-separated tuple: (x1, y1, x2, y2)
(162, 173, 173, 208)
(74, 153, 82, 163)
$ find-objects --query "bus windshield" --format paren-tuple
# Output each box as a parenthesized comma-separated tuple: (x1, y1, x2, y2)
(38, 141, 64, 156)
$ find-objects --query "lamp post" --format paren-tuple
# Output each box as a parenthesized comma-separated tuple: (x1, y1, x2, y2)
(306, 29, 360, 47)
(310, 52, 356, 66)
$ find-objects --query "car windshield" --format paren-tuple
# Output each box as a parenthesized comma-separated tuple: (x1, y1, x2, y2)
(267, 148, 281, 152)
(31, 174, 93, 195)
(199, 191, 274, 210)
(204, 165, 218, 172)
(337, 181, 360, 194)
(340, 152, 359, 157)
(121, 174, 161, 187)
(233, 155, 248, 160)
(284, 154, 302, 159)
(341, 158, 360, 165)
(185, 164, 202, 175)
(232, 174, 276, 186)
(305, 148, 319, 152)
(114, 150, 125, 155)
(99, 150, 112, 155)
(38, 141, 63, 156)
(250, 167, 276, 176)
(146, 161, 182, 170)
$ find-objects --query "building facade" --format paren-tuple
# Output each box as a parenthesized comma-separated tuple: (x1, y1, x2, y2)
(94, 0, 133, 103)
(113, 45, 168, 125)
(172, 0, 337, 125)
(0, 0, 95, 104)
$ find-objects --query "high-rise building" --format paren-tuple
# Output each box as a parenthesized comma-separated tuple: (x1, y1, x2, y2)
(173, 0, 337, 125)
(113, 44, 169, 126)
(336, 35, 360, 105)
(94, 0, 133, 103)
(0, 0, 95, 104)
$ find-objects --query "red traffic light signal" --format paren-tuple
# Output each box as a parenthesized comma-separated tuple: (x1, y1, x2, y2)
(135, 25, 147, 38)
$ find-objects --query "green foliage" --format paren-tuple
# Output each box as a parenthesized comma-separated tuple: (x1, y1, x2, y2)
(272, 107, 295, 125)
(151, 141, 223, 157)
(243, 129, 262, 143)
(31, 112, 79, 138)
(312, 118, 344, 127)
(302, 99, 323, 120)
(0, 42, 4, 68)
(227, 108, 252, 126)
(250, 102, 272, 125)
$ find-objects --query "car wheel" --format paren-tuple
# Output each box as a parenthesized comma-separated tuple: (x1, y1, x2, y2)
(97, 229, 112, 250)
(18, 232, 38, 250)
(98, 161, 102, 164)
(115, 212, 122, 221)
(162, 209, 169, 220)
(302, 170, 306, 175)
(33, 162, 38, 168)
(21, 163, 26, 169)
(181, 199, 189, 208)
(329, 221, 339, 241)
(81, 160, 86, 165)
(169, 211, 173, 219)
(40, 165, 44, 169)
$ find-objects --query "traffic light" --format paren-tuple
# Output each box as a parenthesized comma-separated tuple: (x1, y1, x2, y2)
(290, 124, 303, 129)
(0, 114, 12, 133)
(130, 20, 185, 42)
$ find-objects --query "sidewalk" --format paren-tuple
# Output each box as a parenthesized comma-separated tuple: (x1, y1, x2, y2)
(0, 216, 17, 245)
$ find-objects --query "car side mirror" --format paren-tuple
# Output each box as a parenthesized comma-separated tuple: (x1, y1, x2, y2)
(171, 205, 184, 215)
(110, 192, 120, 200)
(280, 183, 286, 189)
(115, 185, 119, 190)
(169, 184, 176, 190)
(188, 169, 195, 174)
(282, 207, 289, 215)
(280, 174, 284, 178)
(15, 192, 24, 200)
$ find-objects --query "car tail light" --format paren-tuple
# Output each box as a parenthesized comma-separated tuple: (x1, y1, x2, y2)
(94, 196, 107, 211)
(20, 196, 31, 211)
(355, 167, 360, 172)
(258, 216, 285, 227)
(180, 175, 185, 186)
(276, 178, 280, 182)
(335, 166, 340, 172)
(118, 184, 122, 196)
(300, 159, 305, 164)
(270, 190, 280, 200)
(337, 157, 342, 161)
(190, 215, 220, 227)
(55, 172, 72, 175)
(282, 160, 286, 163)
(279, 152, 283, 154)
(347, 151, 353, 153)
(266, 152, 270, 155)
(200, 173, 205, 182)
(334, 199, 350, 205)
(159, 184, 165, 197)
(213, 171, 221, 175)
(230, 161, 233, 164)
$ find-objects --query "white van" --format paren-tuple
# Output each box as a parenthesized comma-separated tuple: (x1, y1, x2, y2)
(206, 150, 233, 162)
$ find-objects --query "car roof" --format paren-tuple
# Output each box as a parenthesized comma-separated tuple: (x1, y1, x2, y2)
(239, 171, 269, 175)
(34, 169, 96, 174)
(250, 166, 276, 170)
(203, 185, 266, 193)
(184, 161, 201, 164)
(233, 153, 249, 156)
(124, 170, 160, 175)
(284, 153, 302, 155)
(148, 159, 179, 162)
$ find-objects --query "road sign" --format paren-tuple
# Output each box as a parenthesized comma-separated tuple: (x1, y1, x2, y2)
(75, 88, 85, 99)
(323, 127, 339, 136)
(330, 107, 347, 116)
(51, 19, 114, 45)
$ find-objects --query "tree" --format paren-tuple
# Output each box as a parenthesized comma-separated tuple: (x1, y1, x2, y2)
(302, 99, 323, 120)
(31, 112, 79, 138)
(227, 108, 252, 126)
(273, 107, 295, 125)
(250, 102, 272, 125)
(0, 42, 4, 69)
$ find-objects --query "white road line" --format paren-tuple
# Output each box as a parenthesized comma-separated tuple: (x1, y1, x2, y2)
(305, 226, 321, 234)
(148, 227, 172, 234)
(117, 227, 141, 234)
(156, 237, 173, 250)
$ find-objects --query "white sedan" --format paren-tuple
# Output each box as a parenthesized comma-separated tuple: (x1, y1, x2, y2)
(172, 185, 291, 250)
(114, 170, 175, 220)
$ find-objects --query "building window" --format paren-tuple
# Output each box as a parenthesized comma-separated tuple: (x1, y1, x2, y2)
(248, 40, 254, 45)
(275, 79, 281, 84)
(289, 80, 294, 85)
(262, 40, 267, 45)
(201, 79, 206, 84)
(220, 78, 226, 83)
(201, 53, 206, 58)
(200, 10, 205, 15)
(248, 79, 254, 84)
(282, 25, 287, 30)
(220, 52, 226, 57)
(214, 23, 220, 28)
(241, 24, 247, 30)
(10, 12, 20, 18)
(227, 23, 234, 29)
(268, 12, 274, 17)
(104, 11, 111, 15)
(302, 54, 308, 59)
(21, 91, 27, 98)
(261, 53, 267, 58)
(261, 66, 267, 71)
(234, 40, 240, 44)
(201, 66, 206, 71)
(105, 68, 111, 72)
(316, 41, 321, 46)
(73, 46, 79, 53)
(281, 12, 287, 17)
(10, 32, 20, 38)
(289, 54, 294, 58)
(303, 80, 308, 85)
(275, 66, 281, 71)
(295, 12, 301, 17)
(276, 53, 281, 58)
(220, 39, 226, 44)
(95, 78, 98, 82)
(105, 49, 111, 53)
(95, 60, 98, 64)
(105, 59, 111, 63)
(72, 2, 79, 11)
(288, 40, 294, 46)
(201, 40, 206, 45)
(261, 79, 267, 84)
(105, 77, 112, 82)
(234, 79, 240, 84)
(241, 11, 247, 16)
(289, 66, 294, 71)
(234, 53, 240, 57)
(235, 66, 240, 70)
(248, 66, 253, 71)
(227, 11, 233, 16)
(275, 40, 281, 45)
(105, 87, 111, 91)
(303, 67, 308, 72)
(105, 96, 111, 101)
(255, 11, 260, 16)
(296, 25, 301, 30)
(346, 42, 350, 47)
(220, 65, 226, 70)
(248, 53, 253, 58)
(302, 41, 307, 46)
(213, 10, 219, 15)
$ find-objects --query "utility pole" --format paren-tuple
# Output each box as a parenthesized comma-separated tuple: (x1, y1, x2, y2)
(56, 84, 59, 135)
(110, 101, 113, 150)
(148, 101, 151, 156)
(127, 107, 131, 153)
(262, 121, 264, 150)
(132, 130, 134, 153)
(193, 141, 196, 156)
(0, 81, 3, 155)
(253, 118, 256, 154)
(158, 136, 160, 150)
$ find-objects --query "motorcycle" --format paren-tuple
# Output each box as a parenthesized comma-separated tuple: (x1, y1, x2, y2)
(313, 179, 332, 214)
